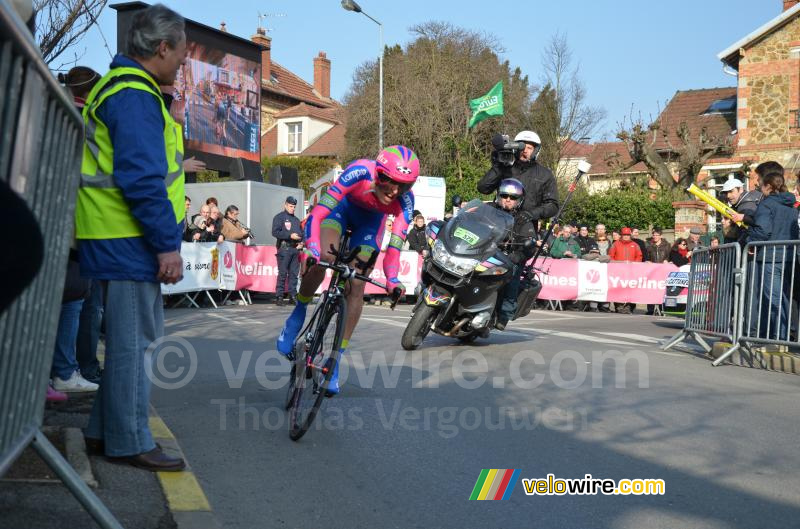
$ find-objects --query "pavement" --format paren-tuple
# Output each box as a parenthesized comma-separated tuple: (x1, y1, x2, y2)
(3, 302, 800, 528)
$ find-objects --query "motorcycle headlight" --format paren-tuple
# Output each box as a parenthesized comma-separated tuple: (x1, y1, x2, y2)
(432, 239, 479, 275)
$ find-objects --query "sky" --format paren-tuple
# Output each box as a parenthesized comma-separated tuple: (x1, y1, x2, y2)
(62, 0, 780, 139)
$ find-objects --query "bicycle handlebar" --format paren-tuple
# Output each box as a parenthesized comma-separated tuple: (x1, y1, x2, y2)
(313, 260, 404, 310)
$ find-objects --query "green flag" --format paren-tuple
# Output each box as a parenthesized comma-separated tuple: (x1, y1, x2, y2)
(468, 81, 504, 128)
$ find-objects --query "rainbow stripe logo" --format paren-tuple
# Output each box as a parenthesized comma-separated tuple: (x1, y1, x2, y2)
(469, 469, 520, 500)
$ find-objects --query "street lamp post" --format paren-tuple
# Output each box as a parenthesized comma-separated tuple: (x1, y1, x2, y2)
(341, 0, 383, 150)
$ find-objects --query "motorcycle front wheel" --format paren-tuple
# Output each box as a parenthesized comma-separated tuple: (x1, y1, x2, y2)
(401, 302, 437, 350)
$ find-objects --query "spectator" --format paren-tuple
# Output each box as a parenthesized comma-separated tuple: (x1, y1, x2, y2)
(59, 66, 104, 387)
(669, 238, 691, 266)
(687, 227, 704, 251)
(631, 228, 648, 261)
(549, 225, 581, 259)
(574, 224, 596, 256)
(721, 177, 762, 244)
(76, 4, 187, 471)
(184, 204, 210, 241)
(183, 195, 191, 226)
(710, 236, 720, 248)
(406, 213, 428, 256)
(51, 253, 96, 393)
(747, 170, 799, 340)
(609, 227, 642, 262)
(612, 230, 621, 242)
(381, 216, 394, 251)
(595, 224, 611, 256)
(207, 205, 224, 243)
(221, 205, 251, 243)
(644, 228, 671, 315)
(271, 196, 303, 305)
(646, 228, 671, 263)
(189, 215, 218, 242)
(609, 227, 642, 314)
(206, 196, 218, 207)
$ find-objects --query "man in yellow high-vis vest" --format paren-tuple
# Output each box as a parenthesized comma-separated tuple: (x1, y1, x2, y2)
(78, 4, 187, 472)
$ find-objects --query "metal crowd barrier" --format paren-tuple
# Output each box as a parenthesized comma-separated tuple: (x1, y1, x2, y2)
(662, 243, 741, 353)
(0, 1, 122, 527)
(715, 241, 800, 366)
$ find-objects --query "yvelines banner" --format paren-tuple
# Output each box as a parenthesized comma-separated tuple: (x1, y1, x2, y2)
(163, 244, 677, 303)
(533, 258, 678, 304)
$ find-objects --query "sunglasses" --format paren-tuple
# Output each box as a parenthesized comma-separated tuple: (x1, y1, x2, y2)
(376, 170, 412, 194)
(499, 193, 521, 201)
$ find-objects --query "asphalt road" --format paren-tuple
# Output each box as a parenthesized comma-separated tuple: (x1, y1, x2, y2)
(151, 303, 800, 529)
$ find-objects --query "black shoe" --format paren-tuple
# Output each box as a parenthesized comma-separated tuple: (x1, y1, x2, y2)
(82, 369, 103, 385)
(107, 446, 184, 472)
(275, 297, 285, 306)
(289, 295, 297, 304)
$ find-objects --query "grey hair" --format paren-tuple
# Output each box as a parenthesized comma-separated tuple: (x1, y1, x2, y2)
(126, 4, 185, 58)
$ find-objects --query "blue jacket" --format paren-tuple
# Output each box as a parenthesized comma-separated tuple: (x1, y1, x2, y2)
(78, 55, 183, 282)
(748, 192, 799, 243)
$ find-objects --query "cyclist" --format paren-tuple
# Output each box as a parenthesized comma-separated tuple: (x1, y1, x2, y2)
(277, 145, 419, 395)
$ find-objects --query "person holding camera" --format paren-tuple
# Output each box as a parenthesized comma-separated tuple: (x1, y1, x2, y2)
(477, 130, 559, 227)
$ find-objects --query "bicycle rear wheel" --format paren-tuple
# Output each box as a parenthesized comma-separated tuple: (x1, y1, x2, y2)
(287, 294, 346, 441)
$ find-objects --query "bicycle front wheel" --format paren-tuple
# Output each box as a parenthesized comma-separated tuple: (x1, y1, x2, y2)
(288, 295, 346, 441)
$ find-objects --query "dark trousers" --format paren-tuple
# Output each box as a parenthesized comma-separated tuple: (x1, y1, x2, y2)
(77, 279, 104, 378)
(276, 247, 300, 297)
(496, 265, 521, 324)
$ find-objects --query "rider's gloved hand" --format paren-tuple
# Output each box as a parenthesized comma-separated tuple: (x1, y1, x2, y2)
(302, 245, 320, 269)
(387, 277, 406, 299)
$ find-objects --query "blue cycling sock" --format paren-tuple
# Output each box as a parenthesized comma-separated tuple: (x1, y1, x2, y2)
(277, 303, 308, 355)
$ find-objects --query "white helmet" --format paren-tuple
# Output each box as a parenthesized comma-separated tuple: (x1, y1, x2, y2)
(514, 130, 541, 145)
(514, 130, 541, 160)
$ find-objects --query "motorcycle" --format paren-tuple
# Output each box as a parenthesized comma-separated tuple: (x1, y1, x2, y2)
(400, 199, 519, 350)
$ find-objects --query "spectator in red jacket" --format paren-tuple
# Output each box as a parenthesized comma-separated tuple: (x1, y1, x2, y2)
(609, 227, 642, 314)
(609, 227, 643, 262)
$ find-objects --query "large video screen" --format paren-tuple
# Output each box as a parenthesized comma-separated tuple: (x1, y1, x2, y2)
(114, 3, 263, 179)
(170, 42, 261, 162)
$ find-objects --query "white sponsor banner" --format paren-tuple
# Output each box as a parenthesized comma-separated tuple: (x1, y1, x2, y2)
(162, 242, 221, 294)
(218, 242, 238, 291)
(577, 260, 608, 301)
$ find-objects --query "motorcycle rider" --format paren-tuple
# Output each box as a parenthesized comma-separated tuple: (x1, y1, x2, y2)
(490, 178, 536, 330)
(477, 130, 559, 229)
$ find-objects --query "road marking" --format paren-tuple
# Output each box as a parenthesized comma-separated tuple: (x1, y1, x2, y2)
(510, 327, 640, 346)
(595, 332, 664, 344)
(362, 317, 408, 328)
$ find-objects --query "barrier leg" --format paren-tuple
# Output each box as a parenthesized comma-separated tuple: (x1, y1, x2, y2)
(691, 332, 712, 353)
(712, 342, 740, 366)
(205, 290, 218, 308)
(661, 330, 687, 351)
(31, 430, 124, 529)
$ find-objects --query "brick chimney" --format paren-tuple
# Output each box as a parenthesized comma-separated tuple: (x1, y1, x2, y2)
(251, 28, 272, 83)
(313, 51, 331, 99)
(784, 0, 799, 11)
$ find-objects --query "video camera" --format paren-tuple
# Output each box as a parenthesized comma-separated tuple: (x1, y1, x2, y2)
(491, 133, 526, 166)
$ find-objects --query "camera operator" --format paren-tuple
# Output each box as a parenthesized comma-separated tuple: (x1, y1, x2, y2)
(478, 130, 559, 228)
(491, 179, 536, 331)
(221, 205, 252, 243)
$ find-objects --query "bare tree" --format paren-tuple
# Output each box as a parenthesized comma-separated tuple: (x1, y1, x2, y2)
(34, 0, 109, 65)
(616, 117, 734, 190)
(536, 33, 606, 177)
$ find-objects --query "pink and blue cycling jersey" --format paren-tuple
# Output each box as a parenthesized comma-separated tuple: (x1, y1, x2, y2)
(304, 159, 415, 286)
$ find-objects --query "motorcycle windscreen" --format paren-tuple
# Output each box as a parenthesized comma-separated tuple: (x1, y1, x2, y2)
(443, 200, 514, 257)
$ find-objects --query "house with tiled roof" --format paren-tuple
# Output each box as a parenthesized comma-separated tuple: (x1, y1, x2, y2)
(718, 0, 800, 187)
(250, 28, 346, 161)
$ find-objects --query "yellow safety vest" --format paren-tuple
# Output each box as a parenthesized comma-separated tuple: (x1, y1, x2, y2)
(75, 66, 185, 239)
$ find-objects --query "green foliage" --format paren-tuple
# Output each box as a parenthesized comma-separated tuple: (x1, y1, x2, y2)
(261, 156, 336, 197)
(561, 188, 676, 231)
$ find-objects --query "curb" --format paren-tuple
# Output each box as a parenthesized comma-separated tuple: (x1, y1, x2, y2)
(710, 342, 800, 375)
(148, 408, 221, 529)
